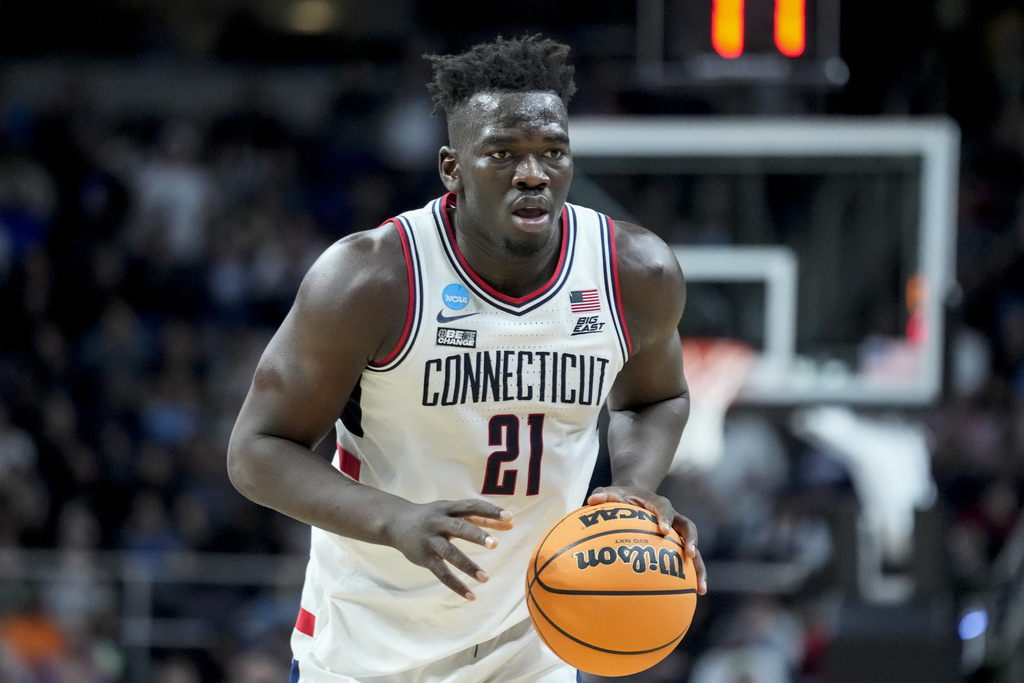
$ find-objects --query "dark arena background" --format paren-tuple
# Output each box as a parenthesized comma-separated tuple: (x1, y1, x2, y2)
(0, 1, 1022, 681)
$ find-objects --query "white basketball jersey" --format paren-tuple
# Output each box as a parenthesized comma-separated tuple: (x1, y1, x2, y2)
(291, 194, 632, 679)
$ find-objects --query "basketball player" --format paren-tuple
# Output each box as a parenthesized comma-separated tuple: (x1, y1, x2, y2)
(227, 34, 707, 683)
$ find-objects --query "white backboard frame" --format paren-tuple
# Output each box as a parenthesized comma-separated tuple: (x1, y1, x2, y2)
(569, 116, 961, 406)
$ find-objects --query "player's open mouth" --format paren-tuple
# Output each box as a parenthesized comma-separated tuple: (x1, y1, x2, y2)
(512, 207, 549, 229)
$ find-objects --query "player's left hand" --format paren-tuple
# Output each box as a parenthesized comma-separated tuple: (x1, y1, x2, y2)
(588, 486, 707, 595)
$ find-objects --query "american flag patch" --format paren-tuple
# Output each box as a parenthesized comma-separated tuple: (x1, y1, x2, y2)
(569, 289, 601, 312)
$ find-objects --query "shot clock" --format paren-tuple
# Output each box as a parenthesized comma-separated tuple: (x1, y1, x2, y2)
(711, 0, 807, 59)
(636, 0, 848, 87)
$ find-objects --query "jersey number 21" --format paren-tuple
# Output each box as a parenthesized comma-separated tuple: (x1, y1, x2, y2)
(482, 414, 544, 496)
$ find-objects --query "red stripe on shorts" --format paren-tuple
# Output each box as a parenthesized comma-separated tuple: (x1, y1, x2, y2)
(295, 607, 315, 637)
(337, 443, 361, 481)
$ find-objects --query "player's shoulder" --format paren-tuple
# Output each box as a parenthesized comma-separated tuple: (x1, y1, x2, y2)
(610, 220, 686, 344)
(612, 220, 684, 294)
(296, 221, 409, 316)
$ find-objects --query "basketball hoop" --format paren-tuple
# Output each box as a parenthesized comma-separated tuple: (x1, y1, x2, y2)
(671, 337, 757, 473)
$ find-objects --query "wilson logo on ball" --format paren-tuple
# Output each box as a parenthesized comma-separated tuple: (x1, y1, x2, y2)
(573, 544, 686, 578)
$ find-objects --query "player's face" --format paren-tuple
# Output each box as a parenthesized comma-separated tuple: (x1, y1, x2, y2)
(441, 91, 573, 258)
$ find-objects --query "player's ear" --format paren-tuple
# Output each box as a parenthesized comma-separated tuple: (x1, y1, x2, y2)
(439, 146, 462, 193)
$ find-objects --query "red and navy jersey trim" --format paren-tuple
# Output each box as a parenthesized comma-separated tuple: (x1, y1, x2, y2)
(367, 215, 422, 372)
(432, 193, 576, 316)
(600, 214, 632, 360)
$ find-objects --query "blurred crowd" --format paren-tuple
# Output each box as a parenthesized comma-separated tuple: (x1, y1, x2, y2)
(0, 2, 1023, 681)
(0, 47, 458, 678)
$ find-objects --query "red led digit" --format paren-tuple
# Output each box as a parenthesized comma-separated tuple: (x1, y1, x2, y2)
(712, 0, 745, 59)
(774, 0, 806, 57)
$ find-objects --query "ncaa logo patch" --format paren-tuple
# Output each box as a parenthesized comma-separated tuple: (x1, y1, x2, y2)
(442, 283, 470, 310)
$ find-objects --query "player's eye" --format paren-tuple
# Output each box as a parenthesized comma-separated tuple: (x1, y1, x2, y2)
(545, 149, 566, 159)
(489, 150, 512, 159)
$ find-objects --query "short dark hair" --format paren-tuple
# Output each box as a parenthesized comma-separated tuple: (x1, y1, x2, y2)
(425, 34, 577, 116)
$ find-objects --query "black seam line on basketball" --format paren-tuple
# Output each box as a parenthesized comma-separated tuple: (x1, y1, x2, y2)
(529, 505, 592, 588)
(531, 513, 571, 578)
(537, 528, 685, 577)
(529, 606, 559, 656)
(527, 509, 579, 624)
(527, 592, 687, 657)
(536, 587, 699, 597)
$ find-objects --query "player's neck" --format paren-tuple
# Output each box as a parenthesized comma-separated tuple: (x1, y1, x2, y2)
(449, 206, 561, 298)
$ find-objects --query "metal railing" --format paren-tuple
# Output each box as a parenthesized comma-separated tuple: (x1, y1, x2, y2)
(0, 546, 825, 682)
(0, 548, 307, 682)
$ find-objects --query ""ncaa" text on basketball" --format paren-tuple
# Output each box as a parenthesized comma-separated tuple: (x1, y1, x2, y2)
(577, 506, 657, 528)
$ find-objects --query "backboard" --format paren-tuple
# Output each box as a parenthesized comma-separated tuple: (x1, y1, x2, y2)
(567, 116, 961, 406)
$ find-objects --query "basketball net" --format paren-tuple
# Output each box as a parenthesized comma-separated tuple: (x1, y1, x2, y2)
(670, 338, 757, 473)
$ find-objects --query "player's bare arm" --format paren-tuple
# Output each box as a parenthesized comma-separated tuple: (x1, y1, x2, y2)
(227, 225, 511, 600)
(586, 220, 707, 593)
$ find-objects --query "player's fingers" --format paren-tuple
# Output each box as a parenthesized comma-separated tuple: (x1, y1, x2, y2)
(445, 499, 512, 523)
(691, 546, 708, 595)
(667, 515, 706, 594)
(586, 486, 643, 507)
(587, 487, 654, 512)
(643, 497, 677, 535)
(444, 500, 513, 532)
(438, 539, 490, 585)
(422, 553, 478, 601)
(618, 491, 676, 534)
(674, 516, 700, 557)
(463, 514, 515, 531)
(444, 516, 501, 551)
(587, 488, 676, 534)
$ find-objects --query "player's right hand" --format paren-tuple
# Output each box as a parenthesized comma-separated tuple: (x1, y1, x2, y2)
(387, 499, 514, 600)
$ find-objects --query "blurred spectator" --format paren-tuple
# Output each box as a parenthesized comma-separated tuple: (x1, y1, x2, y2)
(224, 649, 289, 683)
(0, 639, 33, 682)
(43, 499, 117, 635)
(0, 405, 42, 521)
(0, 155, 57, 266)
(689, 596, 805, 683)
(0, 591, 70, 674)
(77, 299, 155, 411)
(375, 39, 447, 206)
(120, 490, 187, 576)
(153, 656, 201, 683)
(0, 581, 118, 682)
(129, 119, 213, 267)
(124, 119, 215, 319)
(0, 404, 32, 457)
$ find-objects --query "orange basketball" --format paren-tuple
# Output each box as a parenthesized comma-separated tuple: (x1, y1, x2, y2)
(525, 502, 698, 677)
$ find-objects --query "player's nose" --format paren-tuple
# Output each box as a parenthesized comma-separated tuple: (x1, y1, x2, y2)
(513, 154, 548, 189)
